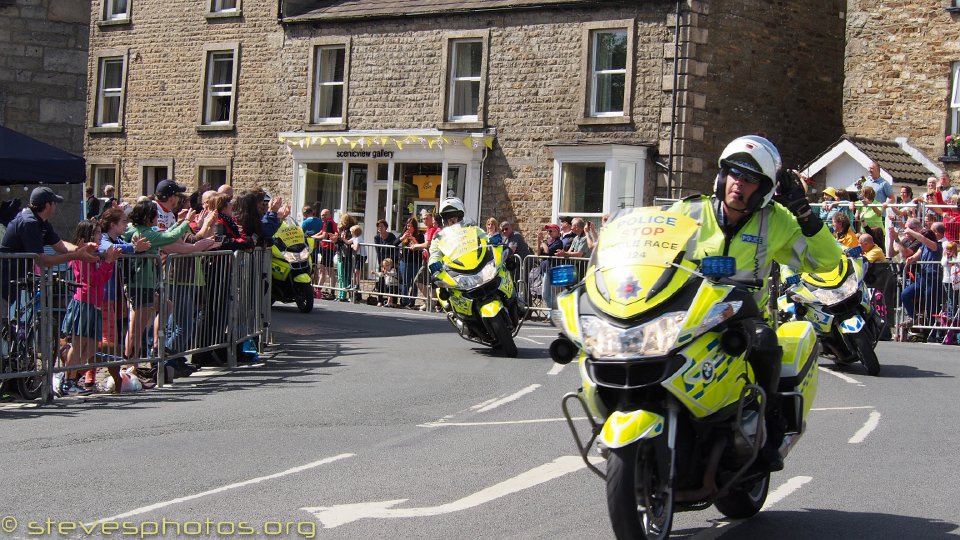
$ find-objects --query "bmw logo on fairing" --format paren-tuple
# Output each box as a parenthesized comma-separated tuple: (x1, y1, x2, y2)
(701, 361, 715, 382)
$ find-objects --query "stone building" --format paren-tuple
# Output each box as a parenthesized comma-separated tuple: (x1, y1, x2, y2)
(843, 1, 960, 184)
(1, 0, 90, 232)
(84, 0, 845, 236)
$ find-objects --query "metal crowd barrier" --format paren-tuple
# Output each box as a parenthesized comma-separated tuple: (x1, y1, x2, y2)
(0, 248, 272, 402)
(518, 254, 589, 318)
(314, 242, 436, 310)
(894, 259, 960, 342)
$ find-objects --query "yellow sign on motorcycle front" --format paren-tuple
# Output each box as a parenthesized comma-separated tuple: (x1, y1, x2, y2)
(598, 208, 697, 267)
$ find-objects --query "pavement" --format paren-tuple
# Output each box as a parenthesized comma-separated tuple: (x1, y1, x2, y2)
(0, 300, 958, 539)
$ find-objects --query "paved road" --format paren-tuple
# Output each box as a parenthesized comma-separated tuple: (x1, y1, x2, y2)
(0, 301, 958, 539)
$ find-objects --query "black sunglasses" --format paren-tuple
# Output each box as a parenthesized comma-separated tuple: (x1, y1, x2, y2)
(728, 167, 761, 184)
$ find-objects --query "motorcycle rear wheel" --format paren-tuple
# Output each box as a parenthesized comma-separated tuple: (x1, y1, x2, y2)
(854, 333, 881, 376)
(295, 283, 315, 313)
(489, 312, 517, 358)
(607, 443, 673, 540)
(714, 472, 770, 519)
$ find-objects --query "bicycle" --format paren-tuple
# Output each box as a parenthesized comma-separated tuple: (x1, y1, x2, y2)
(0, 274, 45, 400)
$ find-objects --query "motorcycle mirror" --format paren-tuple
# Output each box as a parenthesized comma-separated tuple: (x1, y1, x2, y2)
(701, 256, 736, 278)
(549, 336, 577, 365)
(549, 265, 578, 287)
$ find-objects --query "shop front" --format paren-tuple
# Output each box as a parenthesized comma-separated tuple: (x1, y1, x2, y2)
(280, 130, 493, 234)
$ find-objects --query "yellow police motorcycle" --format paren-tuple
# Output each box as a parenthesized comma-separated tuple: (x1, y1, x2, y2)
(777, 247, 882, 375)
(548, 207, 819, 540)
(429, 224, 524, 357)
(271, 221, 316, 313)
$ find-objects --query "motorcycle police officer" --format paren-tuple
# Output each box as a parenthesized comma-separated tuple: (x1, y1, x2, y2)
(670, 135, 842, 469)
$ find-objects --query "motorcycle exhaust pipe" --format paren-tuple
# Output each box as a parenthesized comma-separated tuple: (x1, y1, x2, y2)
(549, 336, 578, 365)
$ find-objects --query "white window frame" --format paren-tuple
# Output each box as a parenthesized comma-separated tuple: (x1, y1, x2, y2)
(95, 57, 124, 127)
(210, 0, 238, 13)
(198, 43, 239, 130)
(950, 62, 960, 136)
(103, 0, 130, 21)
(549, 145, 649, 223)
(447, 39, 483, 122)
(589, 29, 628, 117)
(312, 45, 347, 124)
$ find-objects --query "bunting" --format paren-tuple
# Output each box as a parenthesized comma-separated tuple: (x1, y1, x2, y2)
(278, 133, 494, 151)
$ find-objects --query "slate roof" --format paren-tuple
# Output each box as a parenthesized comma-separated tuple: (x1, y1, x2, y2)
(805, 135, 933, 185)
(283, 0, 611, 21)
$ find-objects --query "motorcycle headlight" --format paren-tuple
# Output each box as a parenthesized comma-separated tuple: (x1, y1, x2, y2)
(809, 273, 859, 306)
(451, 259, 498, 290)
(581, 311, 686, 359)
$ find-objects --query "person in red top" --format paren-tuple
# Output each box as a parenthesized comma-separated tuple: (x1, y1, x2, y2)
(58, 219, 122, 396)
(413, 211, 440, 310)
(312, 208, 339, 296)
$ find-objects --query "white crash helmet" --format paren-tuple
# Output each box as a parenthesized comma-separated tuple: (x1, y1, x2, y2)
(438, 197, 465, 222)
(714, 135, 782, 212)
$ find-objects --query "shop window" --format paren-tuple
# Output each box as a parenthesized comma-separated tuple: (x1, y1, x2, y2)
(302, 162, 344, 214)
(200, 45, 239, 129)
(312, 45, 347, 124)
(93, 55, 126, 128)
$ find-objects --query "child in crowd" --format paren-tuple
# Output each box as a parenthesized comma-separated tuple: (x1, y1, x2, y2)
(374, 257, 400, 307)
(349, 224, 365, 291)
(58, 219, 122, 396)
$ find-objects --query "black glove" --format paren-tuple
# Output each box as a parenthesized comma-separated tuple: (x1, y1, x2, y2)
(774, 169, 823, 237)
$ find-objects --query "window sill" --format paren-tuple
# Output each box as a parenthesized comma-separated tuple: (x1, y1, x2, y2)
(205, 10, 242, 20)
(939, 155, 960, 163)
(303, 122, 348, 132)
(96, 18, 131, 28)
(438, 121, 485, 131)
(87, 126, 124, 134)
(577, 116, 632, 127)
(196, 124, 235, 133)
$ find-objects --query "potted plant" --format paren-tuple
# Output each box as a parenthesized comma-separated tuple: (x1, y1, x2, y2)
(946, 134, 960, 157)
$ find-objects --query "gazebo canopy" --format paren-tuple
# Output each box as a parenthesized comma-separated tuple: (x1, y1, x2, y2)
(0, 125, 85, 185)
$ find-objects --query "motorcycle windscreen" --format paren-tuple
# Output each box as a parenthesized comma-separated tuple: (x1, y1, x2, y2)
(435, 225, 488, 271)
(585, 207, 699, 319)
(275, 223, 308, 248)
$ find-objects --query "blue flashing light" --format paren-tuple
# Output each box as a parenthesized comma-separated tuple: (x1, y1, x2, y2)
(549, 265, 578, 286)
(785, 274, 801, 286)
(701, 256, 736, 278)
(846, 245, 863, 258)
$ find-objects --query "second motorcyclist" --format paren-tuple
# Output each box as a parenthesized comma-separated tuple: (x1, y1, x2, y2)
(670, 135, 843, 470)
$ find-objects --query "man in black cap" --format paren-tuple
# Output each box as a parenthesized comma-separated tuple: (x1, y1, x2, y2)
(0, 187, 99, 300)
(154, 179, 188, 232)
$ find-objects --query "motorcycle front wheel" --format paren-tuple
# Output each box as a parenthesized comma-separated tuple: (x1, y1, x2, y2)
(295, 282, 315, 313)
(607, 443, 674, 540)
(489, 311, 518, 358)
(854, 333, 881, 376)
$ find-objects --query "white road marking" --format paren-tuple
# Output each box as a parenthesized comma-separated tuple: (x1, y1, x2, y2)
(86, 453, 354, 525)
(691, 476, 813, 540)
(547, 363, 566, 376)
(848, 410, 882, 444)
(419, 417, 586, 428)
(469, 397, 502, 411)
(517, 336, 544, 345)
(475, 384, 541, 413)
(762, 475, 813, 510)
(811, 406, 875, 411)
(818, 366, 865, 386)
(302, 455, 602, 528)
(529, 335, 558, 339)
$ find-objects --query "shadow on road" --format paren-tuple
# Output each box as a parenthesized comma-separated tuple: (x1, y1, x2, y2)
(674, 509, 959, 539)
(821, 360, 952, 379)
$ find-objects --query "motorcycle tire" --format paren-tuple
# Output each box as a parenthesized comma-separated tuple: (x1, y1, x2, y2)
(490, 312, 517, 358)
(14, 342, 42, 401)
(854, 333, 881, 376)
(295, 283, 315, 314)
(713, 472, 770, 519)
(607, 443, 674, 540)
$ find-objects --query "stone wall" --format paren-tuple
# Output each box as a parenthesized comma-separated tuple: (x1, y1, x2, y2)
(844, 1, 960, 181)
(0, 0, 90, 235)
(667, 0, 846, 197)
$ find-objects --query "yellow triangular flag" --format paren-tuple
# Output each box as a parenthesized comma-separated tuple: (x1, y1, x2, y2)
(484, 137, 493, 149)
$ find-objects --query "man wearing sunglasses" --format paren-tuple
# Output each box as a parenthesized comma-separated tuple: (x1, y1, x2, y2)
(670, 135, 842, 472)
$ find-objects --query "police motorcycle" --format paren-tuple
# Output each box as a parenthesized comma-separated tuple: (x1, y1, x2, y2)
(548, 207, 820, 539)
(777, 246, 882, 375)
(271, 219, 317, 313)
(428, 201, 525, 358)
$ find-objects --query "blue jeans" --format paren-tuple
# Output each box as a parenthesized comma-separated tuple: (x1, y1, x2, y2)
(398, 260, 419, 306)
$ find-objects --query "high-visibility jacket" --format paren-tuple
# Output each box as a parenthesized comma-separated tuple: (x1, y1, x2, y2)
(670, 195, 842, 289)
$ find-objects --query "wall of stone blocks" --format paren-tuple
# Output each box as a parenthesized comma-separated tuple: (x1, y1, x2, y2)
(0, 0, 90, 235)
(669, 0, 846, 196)
(844, 1, 960, 180)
